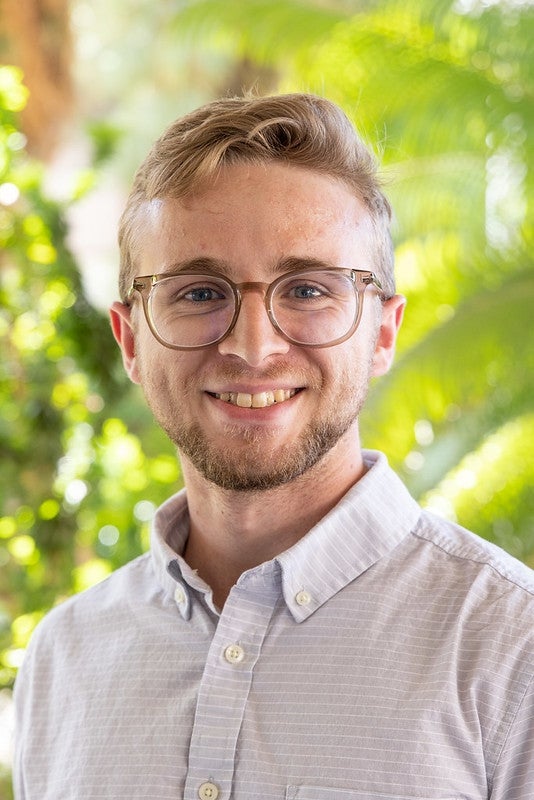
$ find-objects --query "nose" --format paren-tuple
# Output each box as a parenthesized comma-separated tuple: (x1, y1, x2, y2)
(217, 287, 290, 366)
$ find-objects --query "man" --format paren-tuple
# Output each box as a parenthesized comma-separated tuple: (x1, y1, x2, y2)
(14, 93, 534, 799)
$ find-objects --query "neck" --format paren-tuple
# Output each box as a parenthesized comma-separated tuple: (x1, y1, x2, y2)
(180, 432, 365, 608)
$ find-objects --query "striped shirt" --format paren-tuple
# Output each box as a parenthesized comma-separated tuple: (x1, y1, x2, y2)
(14, 451, 534, 799)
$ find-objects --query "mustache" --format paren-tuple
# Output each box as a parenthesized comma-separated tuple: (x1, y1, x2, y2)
(197, 361, 322, 389)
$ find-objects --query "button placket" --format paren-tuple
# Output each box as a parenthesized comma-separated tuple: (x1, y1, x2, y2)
(184, 572, 280, 800)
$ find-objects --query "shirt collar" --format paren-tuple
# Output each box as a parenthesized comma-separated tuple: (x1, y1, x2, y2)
(150, 450, 421, 622)
(276, 450, 421, 620)
(150, 490, 192, 618)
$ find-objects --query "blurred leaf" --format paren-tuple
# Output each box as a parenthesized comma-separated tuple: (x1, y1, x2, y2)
(86, 121, 124, 166)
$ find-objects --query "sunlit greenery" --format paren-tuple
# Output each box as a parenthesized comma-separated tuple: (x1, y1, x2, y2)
(0, 67, 179, 702)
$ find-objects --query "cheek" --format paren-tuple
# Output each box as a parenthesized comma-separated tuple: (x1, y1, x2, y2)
(317, 343, 374, 396)
(339, 316, 381, 375)
(136, 342, 203, 401)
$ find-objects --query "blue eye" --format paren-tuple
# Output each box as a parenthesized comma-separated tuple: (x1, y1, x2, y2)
(185, 287, 224, 302)
(291, 285, 322, 299)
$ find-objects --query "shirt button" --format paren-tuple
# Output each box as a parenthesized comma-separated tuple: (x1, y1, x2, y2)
(224, 644, 245, 664)
(174, 586, 186, 604)
(295, 590, 311, 606)
(198, 781, 219, 800)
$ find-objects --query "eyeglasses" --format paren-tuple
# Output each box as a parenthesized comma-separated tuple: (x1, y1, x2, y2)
(127, 267, 384, 350)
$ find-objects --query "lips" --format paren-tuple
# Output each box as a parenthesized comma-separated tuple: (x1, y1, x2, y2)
(211, 389, 299, 408)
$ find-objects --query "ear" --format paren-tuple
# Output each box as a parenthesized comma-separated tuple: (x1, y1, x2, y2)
(109, 302, 141, 384)
(371, 294, 406, 377)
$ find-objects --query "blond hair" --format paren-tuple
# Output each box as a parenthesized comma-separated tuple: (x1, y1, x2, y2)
(118, 93, 394, 301)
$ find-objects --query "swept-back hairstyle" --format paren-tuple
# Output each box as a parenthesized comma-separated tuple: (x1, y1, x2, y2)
(118, 93, 395, 301)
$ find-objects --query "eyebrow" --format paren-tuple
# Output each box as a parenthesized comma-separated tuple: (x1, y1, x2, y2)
(158, 255, 339, 279)
(159, 257, 230, 276)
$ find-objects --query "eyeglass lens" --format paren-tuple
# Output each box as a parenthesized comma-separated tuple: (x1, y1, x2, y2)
(147, 270, 360, 348)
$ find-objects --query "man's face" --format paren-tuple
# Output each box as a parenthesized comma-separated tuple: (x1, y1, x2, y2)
(112, 162, 402, 491)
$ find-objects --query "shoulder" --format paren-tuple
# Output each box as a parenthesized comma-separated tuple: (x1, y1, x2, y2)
(396, 509, 534, 663)
(55, 550, 155, 611)
(412, 509, 534, 597)
(21, 551, 163, 660)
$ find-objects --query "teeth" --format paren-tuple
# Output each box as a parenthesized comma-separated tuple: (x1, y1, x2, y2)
(215, 389, 296, 408)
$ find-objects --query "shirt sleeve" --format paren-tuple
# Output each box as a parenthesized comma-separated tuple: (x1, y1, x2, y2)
(12, 659, 28, 799)
(491, 670, 534, 799)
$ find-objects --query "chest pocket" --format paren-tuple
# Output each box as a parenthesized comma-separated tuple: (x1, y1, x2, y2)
(287, 788, 463, 800)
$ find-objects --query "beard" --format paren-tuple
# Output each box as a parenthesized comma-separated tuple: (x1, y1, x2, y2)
(166, 406, 363, 492)
(139, 356, 373, 492)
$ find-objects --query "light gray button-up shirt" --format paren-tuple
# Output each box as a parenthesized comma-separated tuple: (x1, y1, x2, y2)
(14, 451, 534, 799)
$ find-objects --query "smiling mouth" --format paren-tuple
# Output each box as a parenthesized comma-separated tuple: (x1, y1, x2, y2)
(210, 389, 300, 408)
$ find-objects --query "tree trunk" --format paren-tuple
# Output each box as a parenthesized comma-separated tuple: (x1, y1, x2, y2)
(0, 0, 73, 159)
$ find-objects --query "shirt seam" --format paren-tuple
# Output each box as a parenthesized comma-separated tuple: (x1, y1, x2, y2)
(487, 668, 534, 796)
(412, 520, 534, 599)
(413, 520, 534, 793)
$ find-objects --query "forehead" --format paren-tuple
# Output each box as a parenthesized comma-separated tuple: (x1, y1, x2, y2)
(135, 162, 375, 278)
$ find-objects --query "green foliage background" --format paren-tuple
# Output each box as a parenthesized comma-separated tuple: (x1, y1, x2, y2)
(0, 2, 533, 791)
(0, 64, 180, 686)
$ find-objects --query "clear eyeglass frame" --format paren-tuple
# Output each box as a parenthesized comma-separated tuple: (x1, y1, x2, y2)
(126, 267, 385, 351)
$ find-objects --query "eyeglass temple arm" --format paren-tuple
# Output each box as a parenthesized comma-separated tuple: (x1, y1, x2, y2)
(127, 276, 155, 301)
(360, 271, 384, 294)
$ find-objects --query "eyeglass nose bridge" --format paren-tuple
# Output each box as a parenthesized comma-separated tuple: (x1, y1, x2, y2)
(234, 280, 271, 296)
(223, 280, 283, 343)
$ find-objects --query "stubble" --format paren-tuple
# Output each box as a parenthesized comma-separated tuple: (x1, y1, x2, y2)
(139, 355, 375, 493)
